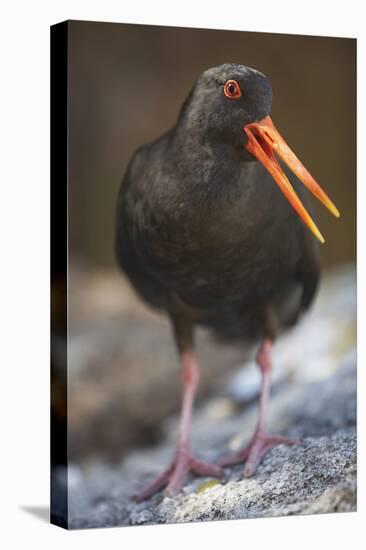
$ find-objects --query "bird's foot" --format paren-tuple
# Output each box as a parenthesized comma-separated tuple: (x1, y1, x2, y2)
(134, 447, 223, 502)
(218, 430, 301, 477)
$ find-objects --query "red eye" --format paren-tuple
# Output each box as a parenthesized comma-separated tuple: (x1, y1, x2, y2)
(224, 79, 242, 99)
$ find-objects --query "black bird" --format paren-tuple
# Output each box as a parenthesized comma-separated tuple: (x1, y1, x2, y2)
(115, 63, 340, 500)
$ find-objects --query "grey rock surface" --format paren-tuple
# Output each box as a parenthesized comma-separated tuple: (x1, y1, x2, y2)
(61, 265, 356, 529)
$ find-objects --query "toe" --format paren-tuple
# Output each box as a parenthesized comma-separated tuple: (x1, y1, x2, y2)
(164, 459, 190, 496)
(190, 457, 223, 477)
(134, 465, 174, 502)
(218, 446, 251, 467)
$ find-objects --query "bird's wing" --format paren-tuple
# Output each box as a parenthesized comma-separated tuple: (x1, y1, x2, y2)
(278, 165, 321, 316)
(115, 199, 169, 312)
(114, 146, 170, 311)
(115, 146, 202, 323)
(296, 227, 321, 312)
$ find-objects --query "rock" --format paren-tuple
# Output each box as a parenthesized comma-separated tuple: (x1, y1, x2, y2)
(157, 431, 356, 524)
(56, 264, 356, 528)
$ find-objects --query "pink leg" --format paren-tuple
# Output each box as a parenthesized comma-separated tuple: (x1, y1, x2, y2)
(134, 351, 223, 501)
(219, 339, 300, 477)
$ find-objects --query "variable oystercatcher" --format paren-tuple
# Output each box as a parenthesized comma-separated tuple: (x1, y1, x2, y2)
(115, 63, 339, 500)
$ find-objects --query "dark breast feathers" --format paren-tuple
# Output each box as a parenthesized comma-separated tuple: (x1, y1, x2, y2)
(115, 136, 320, 342)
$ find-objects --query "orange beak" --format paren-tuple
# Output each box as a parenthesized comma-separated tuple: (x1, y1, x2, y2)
(244, 116, 340, 244)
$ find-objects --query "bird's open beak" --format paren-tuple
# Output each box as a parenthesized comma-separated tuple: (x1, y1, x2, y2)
(244, 116, 340, 243)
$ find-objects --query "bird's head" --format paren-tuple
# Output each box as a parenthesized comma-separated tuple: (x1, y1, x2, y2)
(181, 63, 340, 243)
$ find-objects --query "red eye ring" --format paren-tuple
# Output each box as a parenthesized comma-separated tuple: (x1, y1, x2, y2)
(224, 79, 242, 99)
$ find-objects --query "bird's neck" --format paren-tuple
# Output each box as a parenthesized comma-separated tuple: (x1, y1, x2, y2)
(169, 120, 256, 205)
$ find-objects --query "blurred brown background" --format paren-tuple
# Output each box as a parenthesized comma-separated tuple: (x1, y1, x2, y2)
(62, 21, 356, 463)
(68, 21, 356, 269)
